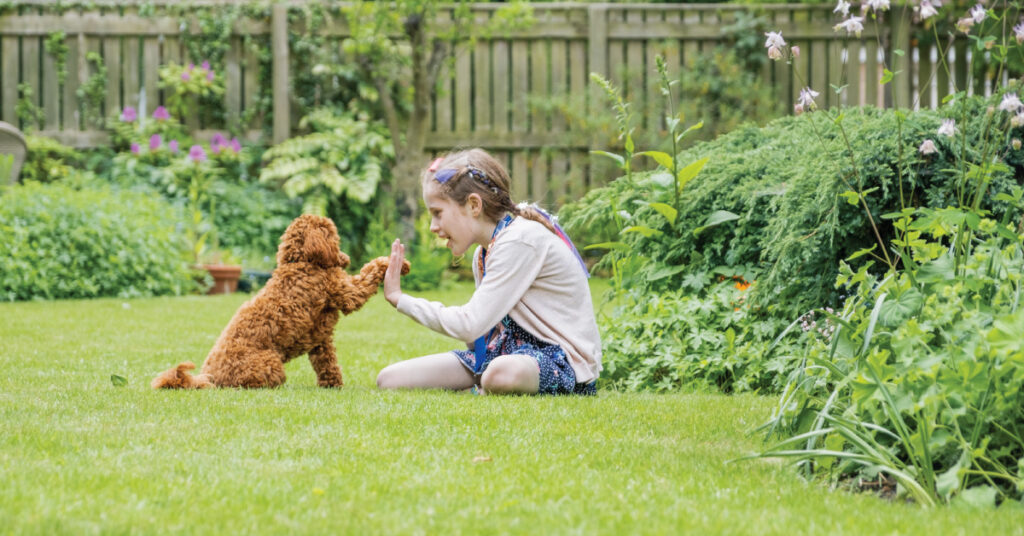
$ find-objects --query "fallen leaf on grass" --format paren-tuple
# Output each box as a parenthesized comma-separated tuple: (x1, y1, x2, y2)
(110, 374, 127, 387)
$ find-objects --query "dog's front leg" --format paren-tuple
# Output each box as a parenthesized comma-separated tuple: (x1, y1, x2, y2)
(309, 340, 343, 388)
(333, 256, 410, 315)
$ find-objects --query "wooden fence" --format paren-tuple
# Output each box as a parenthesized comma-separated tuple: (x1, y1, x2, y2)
(0, 2, 1013, 205)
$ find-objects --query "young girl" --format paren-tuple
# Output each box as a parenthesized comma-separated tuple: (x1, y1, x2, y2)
(377, 148, 602, 395)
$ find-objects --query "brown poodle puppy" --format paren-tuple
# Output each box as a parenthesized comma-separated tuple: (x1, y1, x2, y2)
(151, 214, 409, 389)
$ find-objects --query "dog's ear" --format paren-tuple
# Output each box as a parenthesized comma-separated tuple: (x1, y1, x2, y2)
(302, 223, 347, 268)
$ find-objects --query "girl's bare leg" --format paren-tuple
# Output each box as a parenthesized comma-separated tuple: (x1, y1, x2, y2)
(376, 352, 475, 391)
(480, 354, 540, 395)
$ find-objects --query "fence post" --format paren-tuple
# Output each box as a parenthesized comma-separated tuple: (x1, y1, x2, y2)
(587, 3, 608, 116)
(272, 3, 289, 144)
(887, 6, 912, 109)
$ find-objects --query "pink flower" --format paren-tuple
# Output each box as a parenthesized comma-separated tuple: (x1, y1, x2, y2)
(938, 119, 957, 137)
(206, 70, 215, 82)
(919, 139, 937, 155)
(181, 71, 191, 81)
(229, 137, 242, 153)
(210, 133, 226, 154)
(120, 106, 137, 122)
(1014, 21, 1024, 43)
(201, 60, 211, 70)
(834, 16, 864, 37)
(130, 142, 140, 154)
(189, 144, 207, 163)
(765, 32, 786, 62)
(791, 46, 801, 59)
(918, 0, 938, 20)
(797, 87, 819, 111)
(999, 93, 1023, 113)
(149, 134, 162, 151)
(970, 4, 986, 24)
(153, 106, 170, 120)
(168, 140, 180, 153)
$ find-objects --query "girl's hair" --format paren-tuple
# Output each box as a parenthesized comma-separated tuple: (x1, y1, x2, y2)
(421, 148, 558, 235)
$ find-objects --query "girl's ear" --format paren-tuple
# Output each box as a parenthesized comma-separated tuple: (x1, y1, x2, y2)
(466, 193, 484, 217)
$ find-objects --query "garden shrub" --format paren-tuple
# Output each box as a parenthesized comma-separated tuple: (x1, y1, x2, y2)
(0, 177, 196, 301)
(563, 97, 1020, 320)
(761, 223, 1024, 505)
(562, 94, 1023, 394)
(20, 134, 83, 183)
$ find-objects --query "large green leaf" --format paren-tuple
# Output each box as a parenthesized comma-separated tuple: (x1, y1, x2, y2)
(878, 288, 923, 327)
(647, 202, 678, 225)
(676, 157, 709, 191)
(693, 210, 739, 236)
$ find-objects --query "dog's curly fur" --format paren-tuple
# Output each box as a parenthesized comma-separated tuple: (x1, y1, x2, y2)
(151, 214, 409, 389)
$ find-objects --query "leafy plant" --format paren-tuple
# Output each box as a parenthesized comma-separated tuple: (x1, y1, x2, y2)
(0, 176, 196, 301)
(260, 107, 392, 217)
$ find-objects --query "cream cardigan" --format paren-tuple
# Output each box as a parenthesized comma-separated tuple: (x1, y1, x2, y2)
(396, 217, 603, 384)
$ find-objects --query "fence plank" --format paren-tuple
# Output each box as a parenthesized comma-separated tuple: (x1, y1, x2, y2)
(21, 35, 41, 131)
(104, 36, 121, 120)
(864, 39, 879, 107)
(454, 44, 472, 133)
(492, 38, 509, 133)
(530, 39, 548, 133)
(549, 39, 566, 133)
(42, 36, 59, 131)
(226, 36, 241, 128)
(473, 30, 491, 131)
(511, 38, 528, 133)
(916, 40, 932, 110)
(2, 37, 18, 124)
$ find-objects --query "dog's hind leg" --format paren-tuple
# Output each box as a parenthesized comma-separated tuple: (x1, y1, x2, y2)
(212, 350, 287, 388)
(309, 340, 343, 388)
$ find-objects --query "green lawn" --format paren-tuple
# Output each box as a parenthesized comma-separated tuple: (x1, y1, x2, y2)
(1, 281, 1022, 535)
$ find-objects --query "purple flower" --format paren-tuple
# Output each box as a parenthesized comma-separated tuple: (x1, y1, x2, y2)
(181, 71, 191, 81)
(229, 137, 242, 153)
(207, 70, 215, 82)
(120, 106, 137, 122)
(210, 133, 226, 154)
(168, 140, 180, 154)
(130, 142, 141, 154)
(201, 60, 210, 70)
(189, 144, 207, 163)
(149, 134, 162, 151)
(153, 106, 170, 120)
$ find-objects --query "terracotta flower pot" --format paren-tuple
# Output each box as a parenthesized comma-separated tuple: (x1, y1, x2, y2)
(203, 264, 242, 294)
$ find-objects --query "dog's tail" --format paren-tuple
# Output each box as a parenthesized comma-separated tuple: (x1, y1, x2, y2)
(150, 361, 214, 389)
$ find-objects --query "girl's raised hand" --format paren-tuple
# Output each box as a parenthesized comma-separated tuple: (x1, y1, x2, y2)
(383, 238, 405, 307)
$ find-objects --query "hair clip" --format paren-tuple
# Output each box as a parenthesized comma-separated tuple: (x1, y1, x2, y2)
(434, 168, 458, 183)
(428, 157, 443, 173)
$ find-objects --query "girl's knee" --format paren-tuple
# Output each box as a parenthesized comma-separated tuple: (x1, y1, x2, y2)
(480, 356, 538, 395)
(376, 364, 402, 390)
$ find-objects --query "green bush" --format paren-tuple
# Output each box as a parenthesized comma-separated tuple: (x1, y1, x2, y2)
(0, 178, 196, 301)
(562, 99, 1020, 320)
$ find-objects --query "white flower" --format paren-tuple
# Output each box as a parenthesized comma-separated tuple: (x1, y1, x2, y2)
(768, 46, 784, 60)
(765, 31, 786, 49)
(970, 4, 986, 23)
(834, 0, 851, 16)
(999, 92, 1023, 113)
(919, 139, 938, 155)
(938, 119, 957, 137)
(797, 87, 820, 110)
(834, 16, 865, 37)
(1012, 111, 1024, 128)
(918, 0, 938, 20)
(866, 0, 890, 12)
(1014, 21, 1024, 43)
(957, 17, 976, 33)
(1014, 139, 1022, 150)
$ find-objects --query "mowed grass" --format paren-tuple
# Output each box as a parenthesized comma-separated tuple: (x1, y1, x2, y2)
(1, 281, 1022, 535)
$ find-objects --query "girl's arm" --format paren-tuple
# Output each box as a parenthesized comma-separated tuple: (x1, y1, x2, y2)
(395, 238, 543, 343)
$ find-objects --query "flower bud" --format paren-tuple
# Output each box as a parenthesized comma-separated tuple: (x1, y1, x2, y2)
(1014, 138, 1022, 150)
(791, 46, 801, 59)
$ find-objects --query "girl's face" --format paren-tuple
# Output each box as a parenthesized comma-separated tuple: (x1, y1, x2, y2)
(423, 182, 493, 256)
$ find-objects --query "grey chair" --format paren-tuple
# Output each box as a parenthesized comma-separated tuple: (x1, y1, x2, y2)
(0, 120, 27, 184)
